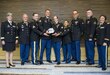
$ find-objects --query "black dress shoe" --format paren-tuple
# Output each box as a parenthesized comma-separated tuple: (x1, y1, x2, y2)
(86, 62, 94, 65)
(6, 66, 10, 68)
(9, 63, 15, 67)
(66, 61, 71, 64)
(47, 60, 52, 63)
(76, 61, 80, 64)
(71, 58, 76, 61)
(97, 65, 102, 68)
(102, 68, 107, 71)
(88, 63, 92, 65)
(40, 61, 44, 64)
(34, 62, 39, 65)
(25, 60, 30, 63)
(57, 62, 60, 65)
(53, 60, 57, 62)
(21, 61, 24, 65)
(62, 60, 66, 62)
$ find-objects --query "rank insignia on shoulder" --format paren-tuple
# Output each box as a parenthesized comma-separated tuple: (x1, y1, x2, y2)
(39, 20, 41, 22)
(87, 21, 90, 24)
(94, 21, 97, 24)
(107, 22, 110, 24)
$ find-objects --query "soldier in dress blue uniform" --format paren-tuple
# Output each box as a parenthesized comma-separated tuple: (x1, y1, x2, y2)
(1, 12, 18, 68)
(30, 13, 43, 65)
(71, 10, 84, 64)
(52, 16, 63, 65)
(17, 14, 30, 65)
(84, 9, 97, 65)
(95, 15, 110, 70)
(62, 20, 71, 63)
(39, 9, 53, 64)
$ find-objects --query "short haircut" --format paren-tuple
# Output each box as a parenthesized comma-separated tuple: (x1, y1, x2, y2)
(45, 9, 51, 12)
(7, 12, 12, 16)
(86, 9, 93, 12)
(64, 20, 69, 23)
(22, 13, 28, 18)
(73, 10, 78, 12)
(54, 16, 58, 19)
(32, 13, 38, 16)
(99, 15, 107, 20)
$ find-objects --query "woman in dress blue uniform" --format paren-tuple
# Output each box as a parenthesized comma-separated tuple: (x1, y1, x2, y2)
(52, 16, 63, 65)
(96, 15, 110, 70)
(1, 12, 18, 68)
(61, 20, 71, 63)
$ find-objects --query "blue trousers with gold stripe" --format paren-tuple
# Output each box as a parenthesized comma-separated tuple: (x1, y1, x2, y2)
(30, 40, 39, 64)
(40, 39, 51, 62)
(97, 45, 108, 69)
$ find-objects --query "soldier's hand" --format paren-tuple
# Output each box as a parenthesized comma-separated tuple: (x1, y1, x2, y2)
(46, 30, 50, 34)
(2, 41, 5, 45)
(103, 43, 107, 46)
(55, 33, 60, 37)
(52, 33, 57, 36)
(15, 40, 18, 44)
(44, 33, 49, 36)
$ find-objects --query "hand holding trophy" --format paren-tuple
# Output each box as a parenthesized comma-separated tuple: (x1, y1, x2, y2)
(47, 28, 55, 34)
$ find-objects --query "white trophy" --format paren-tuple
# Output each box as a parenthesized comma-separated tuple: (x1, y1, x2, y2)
(48, 28, 54, 34)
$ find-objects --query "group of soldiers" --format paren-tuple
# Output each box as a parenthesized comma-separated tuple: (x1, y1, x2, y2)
(1, 9, 110, 71)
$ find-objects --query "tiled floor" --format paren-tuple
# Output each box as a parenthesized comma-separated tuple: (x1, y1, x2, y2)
(0, 60, 110, 75)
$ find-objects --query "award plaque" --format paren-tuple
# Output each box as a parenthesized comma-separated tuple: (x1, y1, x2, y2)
(48, 28, 54, 34)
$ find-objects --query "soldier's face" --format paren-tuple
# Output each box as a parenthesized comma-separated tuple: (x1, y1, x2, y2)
(22, 14, 28, 22)
(86, 10, 93, 18)
(33, 14, 39, 21)
(99, 16, 105, 23)
(64, 21, 69, 27)
(73, 11, 79, 18)
(53, 16, 58, 22)
(45, 10, 51, 17)
(7, 15, 13, 21)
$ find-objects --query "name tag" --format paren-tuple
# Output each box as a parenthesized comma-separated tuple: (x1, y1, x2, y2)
(33, 26, 35, 28)
(100, 27, 104, 29)
(13, 26, 16, 28)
